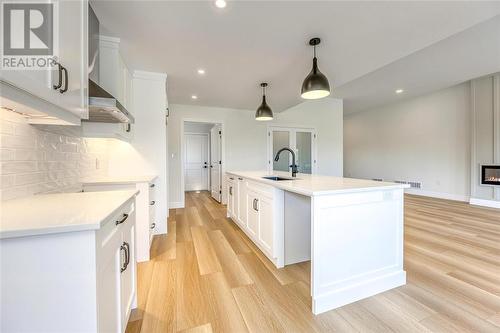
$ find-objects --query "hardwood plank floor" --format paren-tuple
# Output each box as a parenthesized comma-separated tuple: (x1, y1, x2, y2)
(126, 191, 500, 333)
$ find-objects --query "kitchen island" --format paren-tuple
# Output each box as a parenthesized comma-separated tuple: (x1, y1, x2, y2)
(226, 171, 408, 315)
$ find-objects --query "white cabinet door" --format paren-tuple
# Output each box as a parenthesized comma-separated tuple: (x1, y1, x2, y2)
(0, 0, 87, 119)
(246, 190, 259, 238)
(227, 178, 234, 217)
(56, 0, 87, 117)
(99, 246, 121, 333)
(258, 196, 274, 256)
(120, 222, 135, 331)
(233, 180, 239, 220)
(237, 178, 247, 227)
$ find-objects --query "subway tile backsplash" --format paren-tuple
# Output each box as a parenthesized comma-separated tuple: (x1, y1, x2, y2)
(0, 109, 109, 201)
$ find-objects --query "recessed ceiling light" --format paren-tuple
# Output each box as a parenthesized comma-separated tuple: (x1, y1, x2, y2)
(395, 89, 404, 94)
(215, 0, 226, 8)
(191, 95, 198, 100)
(197, 69, 205, 75)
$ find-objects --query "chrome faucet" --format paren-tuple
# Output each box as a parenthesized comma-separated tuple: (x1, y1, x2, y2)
(274, 147, 298, 177)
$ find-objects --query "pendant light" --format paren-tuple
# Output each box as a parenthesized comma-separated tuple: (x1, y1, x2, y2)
(255, 82, 273, 121)
(301, 37, 331, 99)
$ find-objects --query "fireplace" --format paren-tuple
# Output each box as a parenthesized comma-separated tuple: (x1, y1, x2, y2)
(481, 165, 500, 186)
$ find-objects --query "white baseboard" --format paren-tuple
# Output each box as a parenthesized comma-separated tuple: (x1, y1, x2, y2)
(469, 198, 500, 209)
(312, 270, 406, 315)
(169, 201, 184, 209)
(404, 189, 469, 202)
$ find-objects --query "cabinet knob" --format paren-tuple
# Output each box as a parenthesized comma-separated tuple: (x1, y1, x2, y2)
(150, 183, 155, 188)
(151, 222, 156, 229)
(150, 200, 156, 205)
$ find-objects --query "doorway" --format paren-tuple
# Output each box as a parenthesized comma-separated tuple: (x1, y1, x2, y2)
(183, 121, 224, 203)
(268, 127, 317, 174)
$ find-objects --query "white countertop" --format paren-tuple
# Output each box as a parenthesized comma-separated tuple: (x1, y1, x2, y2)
(226, 171, 409, 196)
(81, 175, 157, 185)
(0, 190, 138, 239)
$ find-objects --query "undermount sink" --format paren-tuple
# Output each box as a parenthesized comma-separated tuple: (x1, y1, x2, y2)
(262, 176, 297, 181)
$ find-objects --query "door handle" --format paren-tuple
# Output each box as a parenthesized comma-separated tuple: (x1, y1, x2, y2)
(59, 66, 68, 93)
(53, 62, 62, 90)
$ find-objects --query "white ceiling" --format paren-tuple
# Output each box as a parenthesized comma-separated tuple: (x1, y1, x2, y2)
(91, 1, 500, 113)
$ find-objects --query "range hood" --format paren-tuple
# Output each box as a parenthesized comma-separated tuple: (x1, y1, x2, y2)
(88, 79, 134, 123)
(85, 4, 134, 124)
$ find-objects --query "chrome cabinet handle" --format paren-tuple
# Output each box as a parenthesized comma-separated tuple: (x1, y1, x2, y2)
(229, 186, 232, 195)
(59, 66, 68, 93)
(150, 200, 155, 205)
(124, 242, 130, 268)
(151, 222, 156, 229)
(253, 198, 259, 211)
(53, 63, 62, 90)
(115, 213, 129, 226)
(120, 243, 127, 273)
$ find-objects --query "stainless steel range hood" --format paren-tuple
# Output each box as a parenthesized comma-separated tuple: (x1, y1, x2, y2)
(87, 79, 135, 123)
(85, 4, 134, 124)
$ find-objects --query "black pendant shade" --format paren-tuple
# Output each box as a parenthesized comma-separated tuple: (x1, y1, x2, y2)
(255, 83, 273, 121)
(301, 38, 331, 100)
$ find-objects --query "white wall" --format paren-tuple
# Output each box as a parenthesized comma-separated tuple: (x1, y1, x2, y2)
(184, 122, 214, 134)
(168, 98, 343, 206)
(344, 83, 471, 201)
(470, 73, 500, 206)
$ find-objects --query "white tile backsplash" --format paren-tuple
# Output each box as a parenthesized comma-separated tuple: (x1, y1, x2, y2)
(0, 109, 110, 201)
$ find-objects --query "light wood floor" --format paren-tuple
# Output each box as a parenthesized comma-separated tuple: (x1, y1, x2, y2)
(126, 191, 500, 333)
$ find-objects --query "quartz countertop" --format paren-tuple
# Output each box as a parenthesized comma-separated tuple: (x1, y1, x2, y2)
(226, 171, 409, 196)
(0, 190, 138, 239)
(81, 175, 157, 185)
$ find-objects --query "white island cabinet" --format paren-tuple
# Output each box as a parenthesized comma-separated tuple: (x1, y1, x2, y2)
(226, 171, 408, 315)
(0, 190, 138, 333)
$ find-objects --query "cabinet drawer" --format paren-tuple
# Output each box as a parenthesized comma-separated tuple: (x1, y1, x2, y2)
(246, 180, 274, 199)
(97, 201, 134, 251)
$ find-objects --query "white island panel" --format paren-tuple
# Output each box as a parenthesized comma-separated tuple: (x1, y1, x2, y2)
(311, 188, 405, 314)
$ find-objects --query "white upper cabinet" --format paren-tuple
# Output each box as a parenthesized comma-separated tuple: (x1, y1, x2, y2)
(0, 0, 88, 124)
(55, 0, 88, 118)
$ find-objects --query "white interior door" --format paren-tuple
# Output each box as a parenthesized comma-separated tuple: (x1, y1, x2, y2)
(184, 134, 209, 191)
(269, 127, 316, 174)
(210, 125, 222, 202)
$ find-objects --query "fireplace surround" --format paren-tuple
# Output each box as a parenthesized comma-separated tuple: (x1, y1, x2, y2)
(480, 165, 500, 186)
